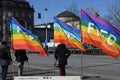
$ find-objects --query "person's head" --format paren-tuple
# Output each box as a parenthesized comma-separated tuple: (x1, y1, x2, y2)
(1, 41, 8, 45)
(57, 43, 66, 49)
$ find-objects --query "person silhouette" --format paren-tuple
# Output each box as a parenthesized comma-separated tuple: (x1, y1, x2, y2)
(0, 41, 12, 80)
(54, 43, 70, 76)
(15, 49, 28, 76)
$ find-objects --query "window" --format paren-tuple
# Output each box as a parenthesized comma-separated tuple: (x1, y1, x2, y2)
(22, 13, 25, 17)
(6, 22, 10, 31)
(29, 13, 32, 18)
(15, 12, 19, 17)
(7, 12, 12, 17)
(28, 26, 32, 30)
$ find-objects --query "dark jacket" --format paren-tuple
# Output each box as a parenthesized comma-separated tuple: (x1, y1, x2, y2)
(55, 44, 70, 66)
(0, 45, 12, 66)
(15, 50, 28, 62)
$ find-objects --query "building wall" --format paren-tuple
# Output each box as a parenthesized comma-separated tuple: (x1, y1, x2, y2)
(0, 0, 34, 42)
(34, 23, 54, 43)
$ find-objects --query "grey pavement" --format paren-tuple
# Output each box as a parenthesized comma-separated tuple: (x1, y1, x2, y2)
(0, 53, 120, 80)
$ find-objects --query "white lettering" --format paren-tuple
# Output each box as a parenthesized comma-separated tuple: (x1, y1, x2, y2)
(17, 26, 21, 33)
(16, 26, 34, 40)
(28, 35, 34, 40)
(88, 23, 94, 33)
(88, 23, 99, 36)
(108, 34, 116, 45)
(87, 23, 117, 46)
(100, 29, 108, 37)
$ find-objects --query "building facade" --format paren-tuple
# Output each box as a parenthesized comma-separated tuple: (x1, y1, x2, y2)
(0, 0, 34, 42)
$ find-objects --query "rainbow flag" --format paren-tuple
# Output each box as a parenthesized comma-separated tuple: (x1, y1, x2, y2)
(53, 17, 85, 52)
(81, 9, 120, 59)
(11, 17, 47, 56)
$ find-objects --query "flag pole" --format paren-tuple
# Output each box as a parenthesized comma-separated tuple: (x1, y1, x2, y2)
(53, 42, 56, 76)
(11, 50, 15, 78)
(10, 18, 15, 78)
(80, 51, 83, 80)
(80, 13, 83, 80)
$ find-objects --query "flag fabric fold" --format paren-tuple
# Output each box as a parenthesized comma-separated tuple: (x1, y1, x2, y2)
(81, 9, 120, 59)
(11, 17, 47, 56)
(53, 17, 85, 52)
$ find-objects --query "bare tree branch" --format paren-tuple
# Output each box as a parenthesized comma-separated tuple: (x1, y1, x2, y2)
(105, 0, 120, 27)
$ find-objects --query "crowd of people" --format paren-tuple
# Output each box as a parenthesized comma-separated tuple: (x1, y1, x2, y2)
(0, 41, 70, 80)
(0, 41, 28, 80)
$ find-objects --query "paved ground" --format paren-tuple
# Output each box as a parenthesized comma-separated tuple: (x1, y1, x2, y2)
(0, 53, 120, 80)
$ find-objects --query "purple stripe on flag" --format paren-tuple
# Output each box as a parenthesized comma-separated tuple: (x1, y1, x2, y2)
(81, 9, 120, 34)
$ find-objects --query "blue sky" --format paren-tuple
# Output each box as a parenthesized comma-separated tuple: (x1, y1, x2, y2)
(27, 0, 117, 25)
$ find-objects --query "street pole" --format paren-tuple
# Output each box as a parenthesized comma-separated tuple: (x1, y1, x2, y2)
(44, 8, 48, 51)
